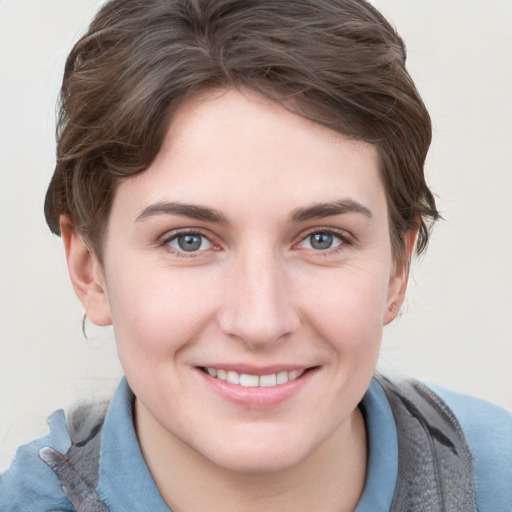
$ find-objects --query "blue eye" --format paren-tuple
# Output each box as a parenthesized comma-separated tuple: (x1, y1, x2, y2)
(168, 233, 212, 252)
(301, 231, 343, 251)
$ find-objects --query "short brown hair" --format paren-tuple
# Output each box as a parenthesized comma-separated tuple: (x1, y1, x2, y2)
(44, 0, 439, 265)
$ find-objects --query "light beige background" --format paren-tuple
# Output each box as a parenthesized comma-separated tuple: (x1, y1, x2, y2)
(1, 0, 511, 470)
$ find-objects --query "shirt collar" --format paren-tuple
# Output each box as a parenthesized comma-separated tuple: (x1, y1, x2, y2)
(95, 376, 398, 511)
(355, 378, 398, 511)
(96, 376, 171, 511)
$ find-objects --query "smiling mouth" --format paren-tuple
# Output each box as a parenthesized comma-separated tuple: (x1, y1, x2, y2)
(200, 367, 307, 387)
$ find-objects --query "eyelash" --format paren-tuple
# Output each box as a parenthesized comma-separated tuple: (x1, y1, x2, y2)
(296, 227, 353, 255)
(160, 229, 216, 259)
(159, 227, 353, 258)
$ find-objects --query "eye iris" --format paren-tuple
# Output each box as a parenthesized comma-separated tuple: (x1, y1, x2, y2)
(178, 234, 202, 251)
(310, 232, 333, 250)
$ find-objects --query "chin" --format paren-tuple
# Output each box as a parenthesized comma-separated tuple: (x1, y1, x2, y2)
(211, 448, 309, 474)
(191, 427, 322, 474)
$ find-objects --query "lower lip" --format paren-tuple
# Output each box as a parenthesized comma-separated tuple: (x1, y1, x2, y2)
(196, 368, 316, 409)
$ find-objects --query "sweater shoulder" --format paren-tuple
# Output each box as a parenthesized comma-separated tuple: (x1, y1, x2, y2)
(0, 409, 74, 512)
(426, 383, 512, 511)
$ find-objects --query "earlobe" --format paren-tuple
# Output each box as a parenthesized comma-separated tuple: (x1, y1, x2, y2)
(60, 216, 112, 327)
(383, 229, 417, 326)
(383, 273, 407, 326)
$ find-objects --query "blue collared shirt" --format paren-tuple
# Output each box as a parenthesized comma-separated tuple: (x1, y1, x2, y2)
(1, 377, 511, 511)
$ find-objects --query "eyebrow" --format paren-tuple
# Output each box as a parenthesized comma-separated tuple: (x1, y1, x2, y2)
(290, 199, 372, 222)
(135, 201, 229, 224)
(135, 198, 371, 224)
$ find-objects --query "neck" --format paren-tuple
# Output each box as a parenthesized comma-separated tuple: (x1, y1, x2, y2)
(135, 402, 367, 512)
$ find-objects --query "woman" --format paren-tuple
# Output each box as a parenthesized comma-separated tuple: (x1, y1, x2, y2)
(1, 1, 510, 511)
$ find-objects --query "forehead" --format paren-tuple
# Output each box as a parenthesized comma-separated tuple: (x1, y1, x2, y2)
(111, 88, 386, 225)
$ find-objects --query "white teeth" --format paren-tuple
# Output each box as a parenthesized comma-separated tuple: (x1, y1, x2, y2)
(276, 371, 289, 385)
(289, 370, 302, 380)
(259, 373, 277, 387)
(240, 373, 259, 387)
(205, 368, 306, 387)
(226, 371, 240, 385)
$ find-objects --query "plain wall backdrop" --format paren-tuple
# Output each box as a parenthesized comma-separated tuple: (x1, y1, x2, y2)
(1, 0, 511, 470)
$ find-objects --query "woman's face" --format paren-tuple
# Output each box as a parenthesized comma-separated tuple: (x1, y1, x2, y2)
(81, 89, 408, 473)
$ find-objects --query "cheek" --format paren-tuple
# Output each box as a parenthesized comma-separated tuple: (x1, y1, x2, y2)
(300, 266, 390, 351)
(106, 266, 217, 358)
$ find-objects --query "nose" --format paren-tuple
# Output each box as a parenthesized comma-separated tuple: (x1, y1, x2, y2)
(218, 249, 300, 350)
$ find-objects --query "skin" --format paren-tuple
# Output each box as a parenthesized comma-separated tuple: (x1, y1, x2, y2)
(63, 89, 412, 512)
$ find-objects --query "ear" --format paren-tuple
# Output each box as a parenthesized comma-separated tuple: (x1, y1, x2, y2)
(383, 229, 417, 325)
(60, 216, 112, 327)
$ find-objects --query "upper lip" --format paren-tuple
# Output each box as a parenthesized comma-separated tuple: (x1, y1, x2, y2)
(197, 364, 315, 375)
